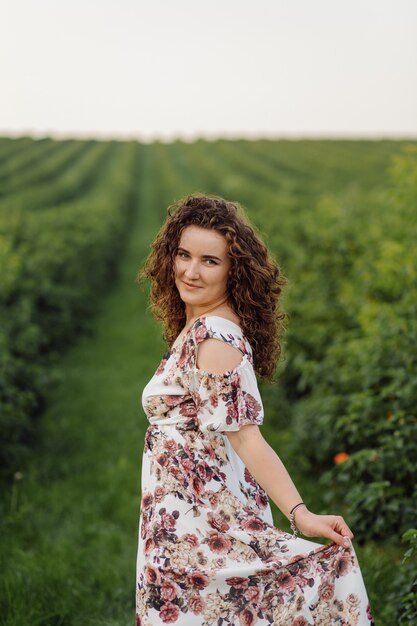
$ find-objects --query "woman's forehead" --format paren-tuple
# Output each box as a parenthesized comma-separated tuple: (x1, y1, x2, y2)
(179, 225, 227, 251)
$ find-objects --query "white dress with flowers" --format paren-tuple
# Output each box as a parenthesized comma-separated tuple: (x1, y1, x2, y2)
(136, 315, 374, 626)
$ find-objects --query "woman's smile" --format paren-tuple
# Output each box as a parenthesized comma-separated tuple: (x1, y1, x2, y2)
(182, 281, 202, 290)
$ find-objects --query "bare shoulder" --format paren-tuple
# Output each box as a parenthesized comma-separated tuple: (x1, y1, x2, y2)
(196, 338, 243, 374)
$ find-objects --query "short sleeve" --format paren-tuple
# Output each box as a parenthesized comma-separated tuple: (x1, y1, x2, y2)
(187, 341, 264, 433)
(185, 316, 264, 432)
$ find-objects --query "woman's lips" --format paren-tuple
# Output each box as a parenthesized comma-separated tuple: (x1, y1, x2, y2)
(182, 281, 202, 290)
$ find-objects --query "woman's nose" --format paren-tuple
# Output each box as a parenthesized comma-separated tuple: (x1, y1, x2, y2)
(184, 261, 200, 279)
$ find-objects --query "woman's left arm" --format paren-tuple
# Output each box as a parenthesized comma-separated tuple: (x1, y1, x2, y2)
(226, 425, 353, 548)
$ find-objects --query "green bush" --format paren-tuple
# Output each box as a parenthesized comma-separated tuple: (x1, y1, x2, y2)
(387, 529, 417, 625)
(0, 140, 141, 480)
(287, 145, 417, 540)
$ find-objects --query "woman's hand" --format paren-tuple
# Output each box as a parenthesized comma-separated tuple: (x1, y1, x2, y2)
(294, 507, 354, 548)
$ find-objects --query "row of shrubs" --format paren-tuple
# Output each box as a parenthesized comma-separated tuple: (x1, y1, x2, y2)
(0, 139, 142, 480)
(282, 145, 417, 539)
(279, 145, 417, 624)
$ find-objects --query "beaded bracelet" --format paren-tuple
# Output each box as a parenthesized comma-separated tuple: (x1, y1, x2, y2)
(289, 502, 306, 537)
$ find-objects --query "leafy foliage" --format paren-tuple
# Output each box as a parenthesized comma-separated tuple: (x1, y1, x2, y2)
(286, 145, 417, 541)
(0, 139, 141, 479)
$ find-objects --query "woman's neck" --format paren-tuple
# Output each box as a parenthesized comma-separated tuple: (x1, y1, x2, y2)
(184, 297, 231, 327)
(185, 298, 239, 329)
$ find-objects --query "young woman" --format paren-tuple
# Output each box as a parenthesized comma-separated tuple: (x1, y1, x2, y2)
(135, 194, 374, 626)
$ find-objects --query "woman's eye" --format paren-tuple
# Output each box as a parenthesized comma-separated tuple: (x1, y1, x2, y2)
(205, 259, 217, 265)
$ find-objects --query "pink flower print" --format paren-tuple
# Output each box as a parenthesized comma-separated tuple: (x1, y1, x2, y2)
(318, 580, 335, 601)
(180, 458, 194, 473)
(178, 343, 188, 368)
(196, 461, 213, 482)
(195, 323, 208, 344)
(209, 392, 219, 408)
(241, 391, 262, 423)
(156, 353, 169, 375)
(241, 516, 265, 532)
(207, 511, 230, 532)
(141, 491, 153, 510)
(291, 618, 309, 626)
(161, 580, 179, 601)
(226, 576, 249, 589)
(334, 553, 353, 577)
(191, 475, 205, 497)
(275, 569, 296, 592)
(161, 513, 177, 530)
(189, 594, 205, 614)
(179, 399, 198, 417)
(181, 532, 199, 547)
(244, 585, 262, 603)
(163, 438, 178, 452)
(244, 467, 257, 486)
(226, 401, 239, 425)
(155, 452, 169, 467)
(207, 531, 232, 553)
(154, 485, 165, 502)
(239, 606, 257, 626)
(207, 491, 219, 508)
(189, 570, 210, 589)
(255, 491, 268, 509)
(164, 395, 182, 407)
(144, 537, 155, 555)
(159, 601, 180, 623)
(144, 563, 161, 585)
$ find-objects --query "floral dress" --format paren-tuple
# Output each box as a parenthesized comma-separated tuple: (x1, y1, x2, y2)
(136, 315, 374, 626)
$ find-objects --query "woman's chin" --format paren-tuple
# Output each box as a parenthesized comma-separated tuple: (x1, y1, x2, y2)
(179, 292, 203, 304)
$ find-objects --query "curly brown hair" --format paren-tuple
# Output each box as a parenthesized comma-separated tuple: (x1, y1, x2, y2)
(136, 193, 289, 381)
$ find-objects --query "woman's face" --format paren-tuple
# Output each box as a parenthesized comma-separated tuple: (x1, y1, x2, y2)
(174, 225, 231, 311)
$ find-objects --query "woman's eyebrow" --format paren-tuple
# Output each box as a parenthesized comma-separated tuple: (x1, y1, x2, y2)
(177, 247, 223, 262)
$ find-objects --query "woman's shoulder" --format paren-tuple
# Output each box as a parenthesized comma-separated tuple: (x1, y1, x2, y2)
(191, 314, 252, 358)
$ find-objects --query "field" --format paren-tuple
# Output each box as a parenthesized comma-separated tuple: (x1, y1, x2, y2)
(1, 136, 416, 625)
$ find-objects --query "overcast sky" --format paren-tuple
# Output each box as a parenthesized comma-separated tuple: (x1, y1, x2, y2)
(1, 0, 416, 141)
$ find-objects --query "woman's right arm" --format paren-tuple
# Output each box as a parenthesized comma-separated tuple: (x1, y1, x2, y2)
(227, 425, 353, 549)
(196, 336, 353, 548)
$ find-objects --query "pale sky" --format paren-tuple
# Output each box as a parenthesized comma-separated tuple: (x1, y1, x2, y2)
(1, 0, 417, 141)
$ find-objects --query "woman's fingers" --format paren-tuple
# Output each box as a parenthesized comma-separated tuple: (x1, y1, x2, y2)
(332, 515, 354, 540)
(294, 511, 355, 548)
(327, 516, 354, 547)
(327, 529, 351, 547)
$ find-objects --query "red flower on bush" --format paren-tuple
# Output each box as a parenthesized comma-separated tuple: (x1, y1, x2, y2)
(333, 452, 349, 464)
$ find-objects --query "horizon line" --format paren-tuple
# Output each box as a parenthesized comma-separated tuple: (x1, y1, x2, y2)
(1, 129, 417, 143)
